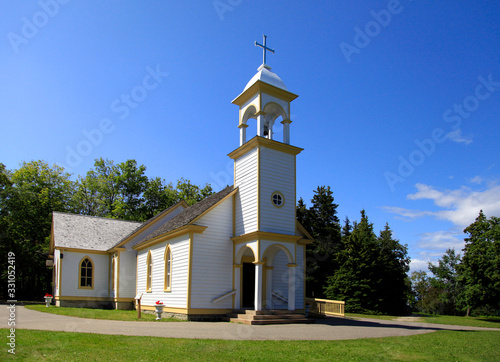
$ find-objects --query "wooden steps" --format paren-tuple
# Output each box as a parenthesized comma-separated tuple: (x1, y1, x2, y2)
(227, 310, 314, 325)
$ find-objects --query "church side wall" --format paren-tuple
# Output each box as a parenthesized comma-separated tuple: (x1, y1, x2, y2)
(59, 251, 109, 298)
(118, 249, 137, 298)
(136, 234, 189, 308)
(234, 147, 258, 236)
(190, 197, 233, 309)
(259, 146, 296, 235)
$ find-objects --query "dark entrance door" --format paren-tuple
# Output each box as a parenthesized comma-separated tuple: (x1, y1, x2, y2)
(241, 262, 255, 309)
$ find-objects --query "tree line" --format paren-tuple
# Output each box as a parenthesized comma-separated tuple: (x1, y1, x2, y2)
(411, 211, 499, 316)
(297, 186, 411, 315)
(0, 159, 213, 300)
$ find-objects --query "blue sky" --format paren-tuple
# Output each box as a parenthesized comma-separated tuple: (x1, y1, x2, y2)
(2, 1, 499, 273)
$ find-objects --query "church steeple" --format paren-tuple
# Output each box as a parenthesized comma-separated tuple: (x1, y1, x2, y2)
(232, 35, 298, 146)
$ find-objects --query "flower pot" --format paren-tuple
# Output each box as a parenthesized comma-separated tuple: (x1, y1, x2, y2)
(44, 297, 53, 307)
(155, 305, 164, 320)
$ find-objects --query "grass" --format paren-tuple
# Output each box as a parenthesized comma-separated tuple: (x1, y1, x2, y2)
(2, 329, 499, 361)
(419, 314, 500, 329)
(345, 312, 500, 329)
(24, 305, 182, 322)
(345, 313, 398, 321)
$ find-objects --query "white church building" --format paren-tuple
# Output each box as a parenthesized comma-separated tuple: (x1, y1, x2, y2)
(49, 39, 313, 320)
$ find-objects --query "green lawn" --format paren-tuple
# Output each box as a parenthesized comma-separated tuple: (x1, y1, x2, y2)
(419, 314, 500, 329)
(24, 305, 182, 322)
(2, 329, 499, 361)
(345, 312, 500, 329)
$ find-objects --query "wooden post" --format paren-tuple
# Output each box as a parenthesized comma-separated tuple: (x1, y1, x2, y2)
(135, 293, 143, 319)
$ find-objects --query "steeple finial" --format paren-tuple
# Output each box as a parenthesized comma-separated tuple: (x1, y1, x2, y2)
(255, 35, 275, 69)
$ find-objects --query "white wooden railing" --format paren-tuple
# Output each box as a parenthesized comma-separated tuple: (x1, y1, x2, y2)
(305, 297, 345, 316)
(212, 290, 236, 304)
(272, 290, 288, 303)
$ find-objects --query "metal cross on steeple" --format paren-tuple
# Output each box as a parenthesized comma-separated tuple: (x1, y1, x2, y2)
(255, 35, 275, 67)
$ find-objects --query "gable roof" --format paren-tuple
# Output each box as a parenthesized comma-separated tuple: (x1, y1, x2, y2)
(52, 212, 141, 252)
(134, 185, 236, 247)
(110, 200, 189, 250)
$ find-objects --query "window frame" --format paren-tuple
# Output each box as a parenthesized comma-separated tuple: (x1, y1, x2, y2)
(164, 245, 172, 292)
(78, 256, 94, 290)
(146, 250, 153, 292)
(271, 191, 285, 208)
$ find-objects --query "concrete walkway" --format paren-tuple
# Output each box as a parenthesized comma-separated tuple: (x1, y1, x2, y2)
(3, 306, 499, 341)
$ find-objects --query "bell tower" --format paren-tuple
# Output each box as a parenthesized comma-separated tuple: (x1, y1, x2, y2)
(229, 35, 302, 237)
(229, 36, 307, 312)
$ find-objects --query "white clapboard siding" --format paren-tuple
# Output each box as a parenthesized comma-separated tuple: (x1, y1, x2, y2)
(60, 251, 109, 298)
(137, 234, 190, 308)
(259, 146, 296, 235)
(190, 197, 234, 309)
(118, 249, 137, 298)
(109, 255, 117, 299)
(234, 147, 258, 235)
(295, 244, 305, 309)
(271, 250, 289, 309)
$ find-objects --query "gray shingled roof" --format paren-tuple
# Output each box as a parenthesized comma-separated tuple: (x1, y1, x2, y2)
(110, 201, 188, 249)
(136, 185, 235, 245)
(52, 212, 142, 251)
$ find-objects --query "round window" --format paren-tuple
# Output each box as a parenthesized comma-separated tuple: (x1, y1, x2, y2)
(271, 192, 284, 207)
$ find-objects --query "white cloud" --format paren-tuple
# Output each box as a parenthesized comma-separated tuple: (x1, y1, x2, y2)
(405, 183, 500, 227)
(470, 176, 483, 184)
(417, 230, 464, 251)
(409, 258, 430, 274)
(379, 206, 433, 220)
(447, 129, 473, 145)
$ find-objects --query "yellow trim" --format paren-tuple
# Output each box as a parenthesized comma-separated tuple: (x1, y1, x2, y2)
(253, 261, 266, 265)
(271, 191, 285, 208)
(265, 266, 274, 270)
(296, 221, 314, 241)
(140, 306, 233, 315)
(133, 225, 207, 251)
(262, 244, 294, 265)
(241, 256, 255, 263)
(78, 256, 94, 290)
(55, 296, 133, 302)
(257, 146, 261, 231)
(232, 231, 301, 244)
(227, 136, 303, 160)
(287, 263, 298, 268)
(233, 264, 243, 268)
(190, 187, 238, 224)
(56, 247, 108, 255)
(146, 250, 152, 292)
(232, 80, 298, 107)
(111, 200, 189, 250)
(164, 244, 172, 292)
(297, 238, 313, 245)
(187, 232, 194, 309)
